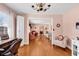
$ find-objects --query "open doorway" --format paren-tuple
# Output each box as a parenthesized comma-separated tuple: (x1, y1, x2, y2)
(28, 18, 53, 45)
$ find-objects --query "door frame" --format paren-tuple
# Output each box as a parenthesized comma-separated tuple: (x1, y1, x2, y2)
(27, 17, 53, 45)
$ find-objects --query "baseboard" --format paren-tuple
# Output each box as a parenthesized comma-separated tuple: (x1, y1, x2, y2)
(66, 46, 72, 50)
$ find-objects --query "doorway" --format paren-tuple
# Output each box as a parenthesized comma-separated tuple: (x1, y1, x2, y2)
(28, 18, 53, 45)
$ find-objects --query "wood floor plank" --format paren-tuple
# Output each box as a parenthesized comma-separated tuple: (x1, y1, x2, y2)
(17, 36, 71, 56)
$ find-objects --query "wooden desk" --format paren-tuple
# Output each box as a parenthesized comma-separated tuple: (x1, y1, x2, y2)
(0, 39, 15, 48)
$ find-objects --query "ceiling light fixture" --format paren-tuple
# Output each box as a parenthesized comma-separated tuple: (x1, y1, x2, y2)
(31, 3, 51, 12)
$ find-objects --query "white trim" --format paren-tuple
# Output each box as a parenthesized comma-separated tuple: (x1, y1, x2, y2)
(27, 17, 53, 45)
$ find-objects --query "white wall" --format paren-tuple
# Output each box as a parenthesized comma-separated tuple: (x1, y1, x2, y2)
(53, 15, 63, 37)
(62, 5, 79, 50)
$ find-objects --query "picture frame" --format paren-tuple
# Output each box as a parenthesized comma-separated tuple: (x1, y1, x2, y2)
(56, 24, 61, 28)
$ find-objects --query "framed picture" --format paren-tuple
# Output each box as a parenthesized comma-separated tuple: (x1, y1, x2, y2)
(76, 22, 79, 29)
(56, 24, 61, 28)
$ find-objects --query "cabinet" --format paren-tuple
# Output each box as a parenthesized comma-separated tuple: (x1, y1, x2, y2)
(53, 36, 67, 48)
(72, 39, 79, 56)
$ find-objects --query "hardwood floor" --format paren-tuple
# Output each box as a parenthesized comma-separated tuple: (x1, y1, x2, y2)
(17, 36, 71, 56)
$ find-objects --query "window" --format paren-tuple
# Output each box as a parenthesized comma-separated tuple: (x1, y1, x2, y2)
(0, 12, 14, 39)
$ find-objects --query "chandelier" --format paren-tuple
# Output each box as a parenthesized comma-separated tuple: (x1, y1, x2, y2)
(31, 3, 51, 12)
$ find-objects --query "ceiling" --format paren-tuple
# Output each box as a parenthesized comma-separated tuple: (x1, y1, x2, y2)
(4, 3, 78, 14)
